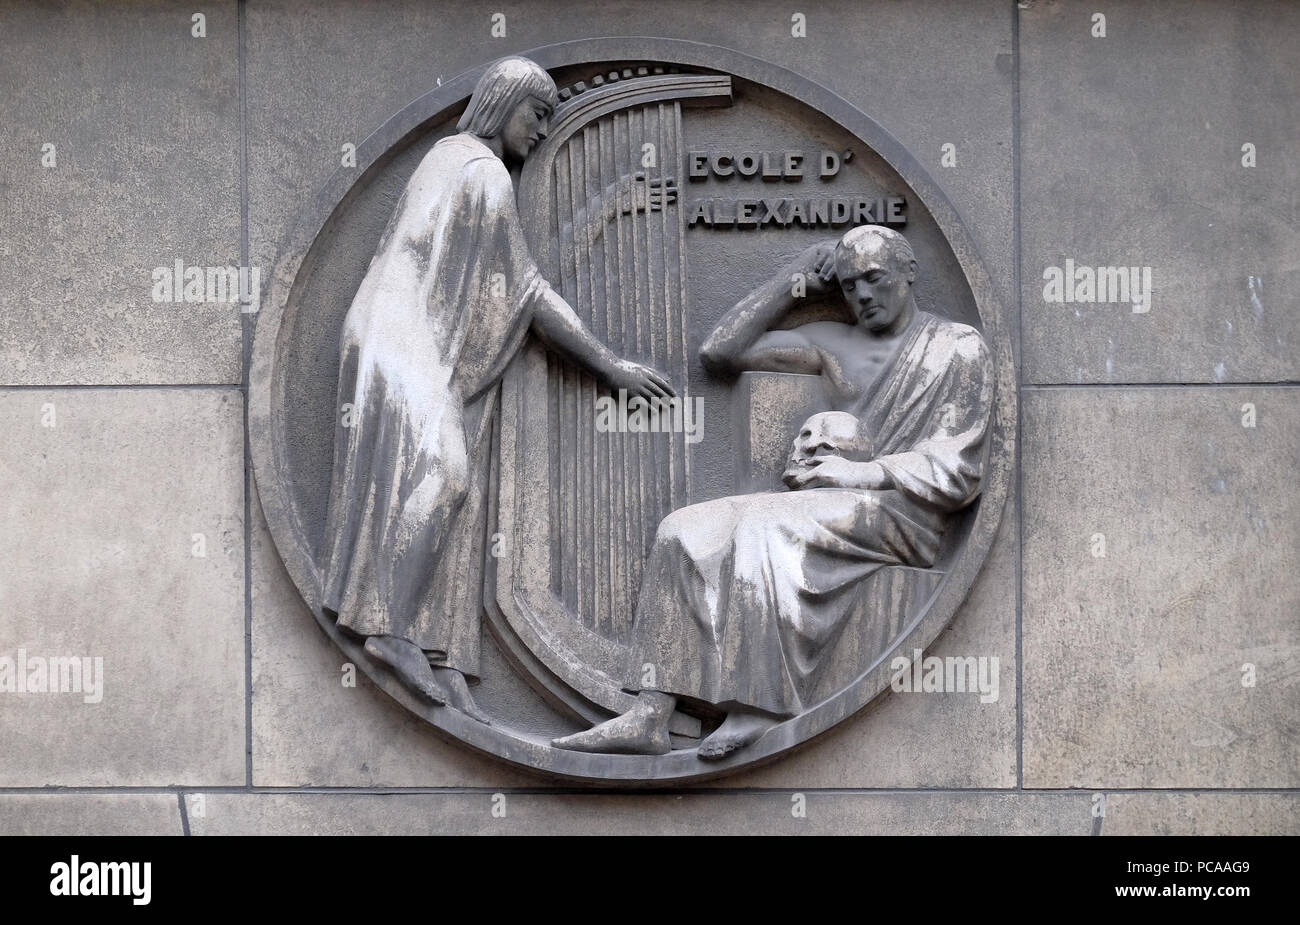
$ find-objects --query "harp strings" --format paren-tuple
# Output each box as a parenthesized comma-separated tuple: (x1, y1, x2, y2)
(548, 102, 690, 641)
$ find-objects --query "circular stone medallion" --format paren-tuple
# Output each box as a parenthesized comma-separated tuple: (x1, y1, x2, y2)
(250, 38, 1014, 785)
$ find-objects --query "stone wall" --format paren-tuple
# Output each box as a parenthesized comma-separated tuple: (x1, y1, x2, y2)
(1, 0, 1295, 835)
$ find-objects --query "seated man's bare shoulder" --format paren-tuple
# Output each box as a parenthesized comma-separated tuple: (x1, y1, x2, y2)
(803, 319, 900, 388)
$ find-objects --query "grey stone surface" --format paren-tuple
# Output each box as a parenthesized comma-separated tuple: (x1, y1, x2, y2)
(0, 389, 245, 786)
(188, 790, 1091, 835)
(0, 794, 183, 836)
(245, 0, 1012, 305)
(1022, 387, 1300, 789)
(1020, 0, 1300, 384)
(0, 1, 242, 386)
(735, 372, 828, 492)
(250, 486, 536, 788)
(1102, 792, 1300, 836)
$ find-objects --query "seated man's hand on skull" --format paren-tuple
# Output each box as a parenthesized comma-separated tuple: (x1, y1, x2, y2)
(783, 410, 875, 491)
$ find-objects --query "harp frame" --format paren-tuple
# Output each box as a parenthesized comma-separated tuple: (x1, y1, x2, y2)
(486, 69, 732, 728)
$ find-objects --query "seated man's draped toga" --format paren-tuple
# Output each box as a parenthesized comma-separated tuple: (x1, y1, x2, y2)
(626, 312, 993, 716)
(320, 132, 557, 680)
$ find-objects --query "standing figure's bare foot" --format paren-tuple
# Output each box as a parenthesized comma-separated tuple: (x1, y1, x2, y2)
(430, 665, 492, 725)
(697, 708, 779, 760)
(551, 691, 675, 755)
(364, 635, 450, 705)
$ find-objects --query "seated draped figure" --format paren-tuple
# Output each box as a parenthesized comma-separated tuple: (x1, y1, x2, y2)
(553, 224, 995, 760)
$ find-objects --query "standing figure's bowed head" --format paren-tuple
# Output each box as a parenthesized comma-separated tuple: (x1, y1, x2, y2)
(458, 56, 559, 164)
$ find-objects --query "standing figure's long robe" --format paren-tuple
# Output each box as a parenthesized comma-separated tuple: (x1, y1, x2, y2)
(625, 311, 994, 715)
(320, 132, 554, 680)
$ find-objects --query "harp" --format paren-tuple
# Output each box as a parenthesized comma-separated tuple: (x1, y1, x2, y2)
(489, 68, 732, 728)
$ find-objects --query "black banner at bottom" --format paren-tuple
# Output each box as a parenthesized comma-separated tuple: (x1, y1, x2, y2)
(0, 835, 1286, 911)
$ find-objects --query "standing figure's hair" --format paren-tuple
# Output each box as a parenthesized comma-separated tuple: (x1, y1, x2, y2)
(457, 56, 559, 138)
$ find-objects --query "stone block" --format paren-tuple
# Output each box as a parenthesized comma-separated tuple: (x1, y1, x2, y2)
(1020, 0, 1300, 384)
(734, 371, 827, 492)
(0, 794, 183, 836)
(189, 789, 1090, 835)
(1103, 792, 1300, 836)
(0, 389, 245, 786)
(1022, 387, 1299, 788)
(0, 1, 242, 385)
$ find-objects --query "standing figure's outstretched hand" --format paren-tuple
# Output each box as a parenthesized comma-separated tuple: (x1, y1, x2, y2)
(607, 357, 675, 402)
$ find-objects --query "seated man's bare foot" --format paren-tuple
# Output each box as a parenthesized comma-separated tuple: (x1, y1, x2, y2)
(363, 635, 449, 706)
(430, 665, 492, 725)
(551, 691, 674, 755)
(697, 709, 779, 760)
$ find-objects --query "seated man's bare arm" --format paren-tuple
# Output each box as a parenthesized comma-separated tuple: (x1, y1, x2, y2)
(730, 328, 824, 375)
(699, 240, 840, 377)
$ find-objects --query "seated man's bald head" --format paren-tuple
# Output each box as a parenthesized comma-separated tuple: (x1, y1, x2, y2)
(834, 225, 915, 278)
(832, 225, 919, 333)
